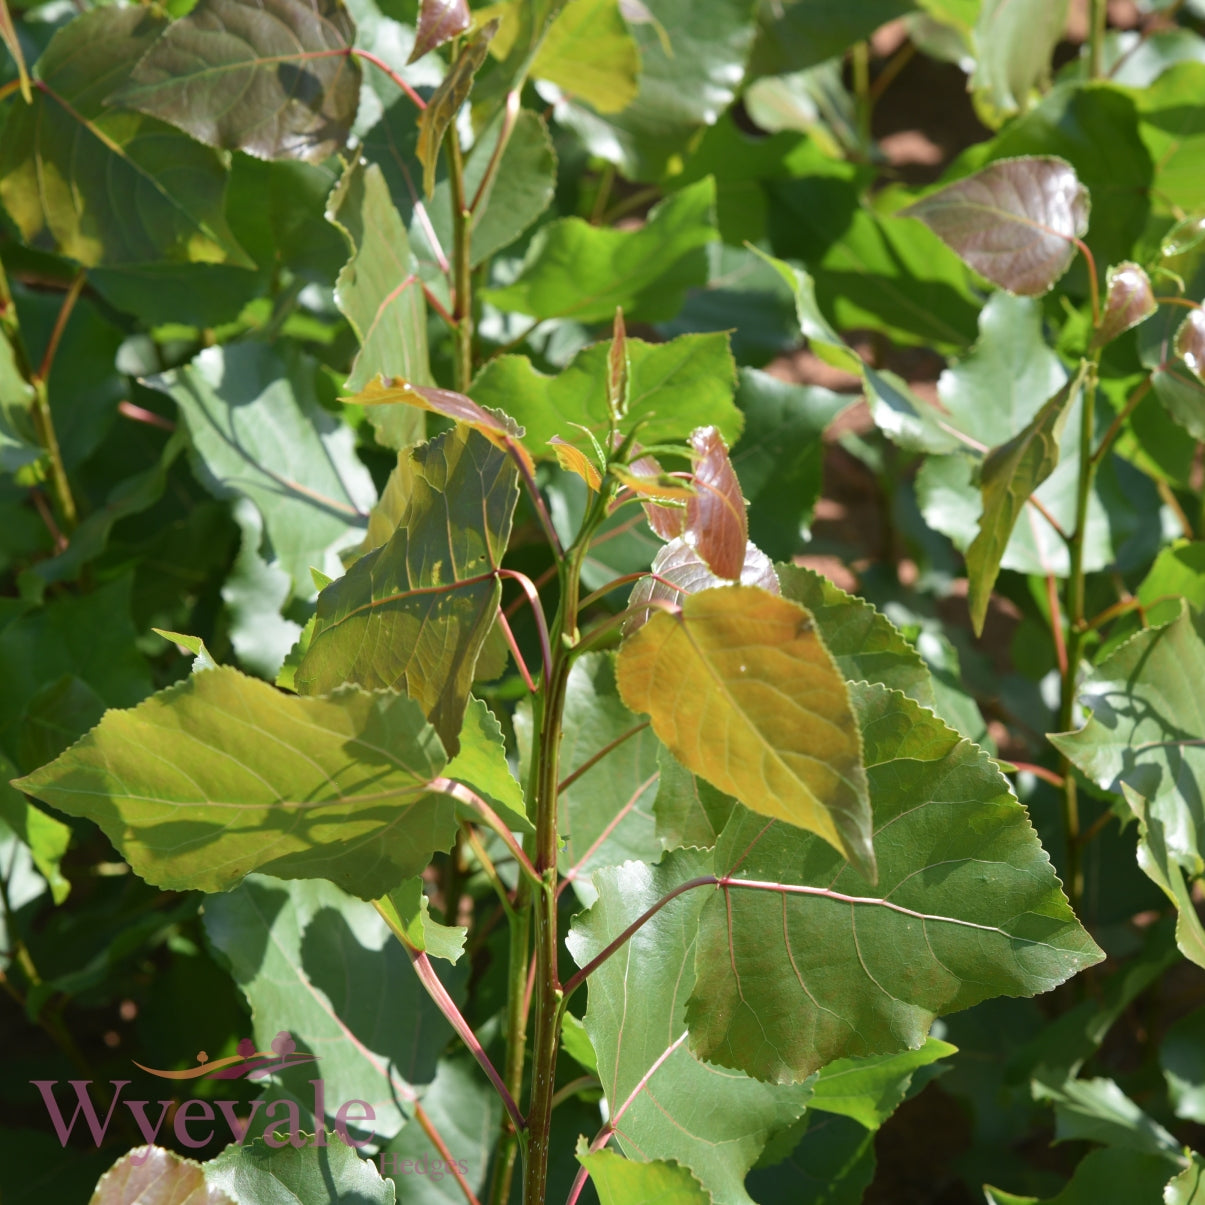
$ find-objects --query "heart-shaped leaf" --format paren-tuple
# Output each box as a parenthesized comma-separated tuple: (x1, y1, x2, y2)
(901, 156, 1089, 296)
(616, 585, 874, 881)
(113, 0, 361, 162)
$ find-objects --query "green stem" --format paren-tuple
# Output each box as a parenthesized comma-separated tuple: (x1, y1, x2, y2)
(852, 41, 872, 147)
(447, 123, 473, 393)
(1056, 358, 1101, 914)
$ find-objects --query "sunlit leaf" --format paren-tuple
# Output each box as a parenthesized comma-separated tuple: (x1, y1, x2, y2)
(970, 0, 1070, 127)
(687, 684, 1103, 1082)
(566, 850, 815, 1203)
(296, 425, 519, 755)
(0, 0, 31, 104)
(776, 564, 935, 708)
(113, 0, 361, 162)
(532, 0, 641, 114)
(985, 1148, 1184, 1205)
(377, 876, 468, 963)
(411, 0, 470, 62)
(90, 1146, 234, 1205)
(550, 436, 601, 490)
(14, 666, 455, 899)
(327, 159, 431, 449)
(416, 19, 497, 196)
(0, 9, 251, 267)
(1092, 262, 1157, 350)
(1175, 308, 1205, 383)
(485, 178, 716, 322)
(901, 156, 1089, 296)
(616, 585, 874, 880)
(577, 1145, 713, 1205)
(966, 367, 1084, 635)
(0, 754, 71, 904)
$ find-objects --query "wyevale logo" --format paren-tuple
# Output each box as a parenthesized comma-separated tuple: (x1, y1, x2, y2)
(32, 1032, 378, 1166)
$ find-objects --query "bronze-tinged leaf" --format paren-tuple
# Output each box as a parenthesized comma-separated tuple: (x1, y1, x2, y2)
(625, 536, 779, 634)
(410, 0, 471, 63)
(624, 447, 686, 541)
(616, 585, 875, 881)
(685, 425, 746, 581)
(901, 156, 1089, 296)
(416, 19, 498, 197)
(1176, 308, 1205, 383)
(112, 0, 362, 163)
(1092, 262, 1157, 350)
(89, 1146, 236, 1205)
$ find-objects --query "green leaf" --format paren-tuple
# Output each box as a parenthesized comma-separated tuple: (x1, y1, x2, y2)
(15, 666, 456, 899)
(0, 328, 39, 475)
(531, 0, 640, 114)
(1166, 1160, 1205, 1205)
(444, 696, 530, 833)
(1161, 1004, 1205, 1124)
(0, 0, 31, 104)
(577, 1144, 713, 1205)
(416, 19, 497, 197)
(0, 753, 71, 904)
(808, 1037, 958, 1130)
(901, 156, 1089, 297)
(776, 563, 936, 708)
(153, 630, 218, 674)
(518, 653, 659, 904)
(985, 1148, 1184, 1205)
(731, 369, 847, 561)
(1135, 63, 1205, 214)
(204, 875, 458, 1138)
(113, 0, 361, 162)
(616, 585, 874, 880)
(566, 849, 815, 1205)
(970, 0, 1071, 127)
(552, 0, 758, 180)
(687, 684, 1103, 1082)
(90, 1147, 235, 1205)
(966, 367, 1083, 636)
(653, 746, 736, 851)
(469, 332, 741, 466)
(148, 343, 376, 597)
(378, 877, 467, 963)
(485, 178, 716, 322)
(748, 0, 911, 75)
(745, 1112, 876, 1205)
(205, 1137, 393, 1204)
(1034, 1076, 1182, 1159)
(0, 9, 251, 267)
(296, 426, 519, 755)
(327, 160, 432, 437)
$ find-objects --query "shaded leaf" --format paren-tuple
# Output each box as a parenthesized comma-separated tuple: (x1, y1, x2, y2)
(685, 426, 746, 581)
(971, 0, 1070, 127)
(90, 1147, 234, 1205)
(616, 585, 874, 880)
(327, 160, 431, 444)
(0, 328, 39, 476)
(1176, 308, 1205, 383)
(205, 1138, 393, 1204)
(566, 850, 815, 1204)
(469, 332, 741, 467)
(0, 753, 71, 904)
(966, 367, 1083, 635)
(296, 426, 519, 755)
(15, 666, 455, 899)
(578, 1145, 713, 1205)
(148, 343, 376, 596)
(417, 20, 497, 196)
(0, 0, 31, 104)
(687, 684, 1103, 1082)
(1136, 62, 1205, 215)
(984, 1148, 1182, 1205)
(204, 875, 457, 1138)
(1092, 262, 1157, 350)
(0, 9, 251, 267)
(1035, 1075, 1182, 1159)
(776, 564, 935, 708)
(113, 0, 361, 162)
(653, 746, 736, 851)
(745, 1112, 875, 1205)
(1160, 1004, 1205, 1124)
(749, 0, 911, 75)
(485, 178, 716, 322)
(411, 0, 470, 62)
(808, 1038, 958, 1131)
(901, 156, 1089, 296)
(626, 537, 779, 634)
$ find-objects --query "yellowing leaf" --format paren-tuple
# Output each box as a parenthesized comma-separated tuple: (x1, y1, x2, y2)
(615, 585, 874, 880)
(550, 435, 602, 490)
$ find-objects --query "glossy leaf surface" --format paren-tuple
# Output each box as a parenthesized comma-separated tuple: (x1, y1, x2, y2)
(91, 1147, 234, 1205)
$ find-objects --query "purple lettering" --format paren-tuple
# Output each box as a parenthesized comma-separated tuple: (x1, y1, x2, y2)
(310, 1081, 326, 1148)
(31, 1081, 128, 1148)
(125, 1100, 173, 1152)
(262, 1098, 304, 1149)
(216, 1099, 263, 1144)
(173, 1099, 215, 1149)
(334, 1099, 375, 1148)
